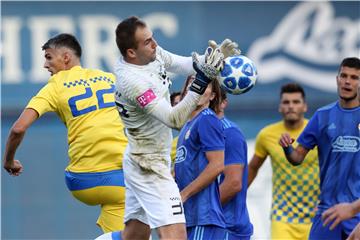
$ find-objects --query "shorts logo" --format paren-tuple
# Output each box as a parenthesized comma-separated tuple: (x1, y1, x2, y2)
(332, 136, 360, 153)
(137, 89, 156, 108)
(171, 201, 183, 215)
(175, 146, 187, 164)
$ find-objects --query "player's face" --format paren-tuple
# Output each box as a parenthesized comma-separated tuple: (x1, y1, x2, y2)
(279, 92, 307, 123)
(173, 95, 181, 106)
(133, 26, 157, 65)
(337, 66, 360, 102)
(43, 48, 67, 75)
(197, 84, 214, 108)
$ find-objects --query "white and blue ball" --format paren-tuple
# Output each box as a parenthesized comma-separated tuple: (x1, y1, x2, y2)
(217, 55, 258, 95)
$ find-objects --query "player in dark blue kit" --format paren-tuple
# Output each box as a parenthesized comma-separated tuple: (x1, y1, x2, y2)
(279, 57, 360, 240)
(174, 79, 226, 240)
(216, 90, 253, 240)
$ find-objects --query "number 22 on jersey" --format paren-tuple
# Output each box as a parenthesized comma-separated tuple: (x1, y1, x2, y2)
(68, 85, 115, 117)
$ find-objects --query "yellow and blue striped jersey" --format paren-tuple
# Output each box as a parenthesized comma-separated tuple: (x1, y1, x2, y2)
(27, 66, 127, 173)
(255, 120, 319, 224)
(170, 136, 178, 162)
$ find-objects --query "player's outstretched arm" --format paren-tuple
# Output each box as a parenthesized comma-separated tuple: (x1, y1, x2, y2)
(149, 47, 223, 129)
(3, 108, 39, 176)
(279, 133, 308, 166)
(322, 199, 360, 231)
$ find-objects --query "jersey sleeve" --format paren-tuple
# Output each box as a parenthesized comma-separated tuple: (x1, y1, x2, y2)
(26, 79, 58, 116)
(297, 111, 319, 150)
(224, 128, 247, 166)
(254, 128, 268, 158)
(156, 46, 196, 76)
(198, 114, 225, 152)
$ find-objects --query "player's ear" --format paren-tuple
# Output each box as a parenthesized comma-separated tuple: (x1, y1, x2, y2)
(127, 49, 136, 59)
(63, 51, 71, 65)
(303, 102, 308, 113)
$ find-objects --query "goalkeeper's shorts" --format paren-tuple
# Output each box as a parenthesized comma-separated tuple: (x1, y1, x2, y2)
(123, 155, 185, 229)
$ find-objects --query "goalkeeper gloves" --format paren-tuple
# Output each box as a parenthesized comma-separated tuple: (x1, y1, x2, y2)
(190, 47, 224, 95)
(208, 39, 241, 59)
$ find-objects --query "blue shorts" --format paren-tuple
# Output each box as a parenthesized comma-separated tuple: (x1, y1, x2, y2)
(224, 231, 251, 240)
(187, 225, 226, 240)
(65, 169, 125, 190)
(309, 213, 348, 240)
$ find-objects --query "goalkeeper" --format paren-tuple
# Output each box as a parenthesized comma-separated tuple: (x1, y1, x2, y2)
(113, 16, 240, 240)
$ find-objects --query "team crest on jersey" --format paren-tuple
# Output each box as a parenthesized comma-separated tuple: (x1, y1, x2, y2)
(137, 89, 157, 108)
(332, 136, 360, 153)
(175, 146, 187, 163)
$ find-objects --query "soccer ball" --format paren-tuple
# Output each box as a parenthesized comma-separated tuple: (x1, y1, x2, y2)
(217, 55, 258, 95)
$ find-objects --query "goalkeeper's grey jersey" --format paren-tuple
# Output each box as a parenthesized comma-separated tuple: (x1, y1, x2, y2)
(114, 46, 194, 163)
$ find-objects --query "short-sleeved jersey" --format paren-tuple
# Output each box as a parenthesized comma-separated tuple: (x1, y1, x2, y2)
(297, 101, 360, 233)
(27, 66, 127, 172)
(255, 120, 319, 224)
(174, 108, 225, 228)
(218, 118, 253, 237)
(114, 46, 194, 165)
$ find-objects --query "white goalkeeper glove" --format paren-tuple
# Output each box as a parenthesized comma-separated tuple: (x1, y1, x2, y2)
(190, 47, 224, 95)
(208, 39, 241, 59)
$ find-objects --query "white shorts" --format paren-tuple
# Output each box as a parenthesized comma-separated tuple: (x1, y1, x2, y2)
(123, 153, 185, 229)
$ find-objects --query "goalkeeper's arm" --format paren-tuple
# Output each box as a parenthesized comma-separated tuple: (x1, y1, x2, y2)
(148, 47, 224, 129)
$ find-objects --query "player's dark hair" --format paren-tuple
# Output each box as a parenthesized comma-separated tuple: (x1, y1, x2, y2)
(339, 57, 360, 72)
(115, 16, 147, 57)
(220, 88, 227, 102)
(170, 92, 181, 106)
(209, 79, 222, 112)
(280, 83, 306, 100)
(42, 33, 82, 58)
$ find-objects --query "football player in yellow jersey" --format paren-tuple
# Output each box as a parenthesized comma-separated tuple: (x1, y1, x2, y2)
(248, 83, 320, 240)
(3, 33, 127, 233)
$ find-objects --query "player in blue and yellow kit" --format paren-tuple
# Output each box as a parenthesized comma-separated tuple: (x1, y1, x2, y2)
(217, 91, 253, 240)
(3, 33, 127, 233)
(279, 57, 360, 239)
(174, 80, 226, 240)
(249, 83, 319, 239)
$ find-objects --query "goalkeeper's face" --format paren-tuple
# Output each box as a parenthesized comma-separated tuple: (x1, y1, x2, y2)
(133, 26, 158, 65)
(279, 92, 307, 124)
(43, 47, 67, 75)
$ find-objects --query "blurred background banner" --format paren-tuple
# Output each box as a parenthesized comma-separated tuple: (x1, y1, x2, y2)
(1, 1, 359, 239)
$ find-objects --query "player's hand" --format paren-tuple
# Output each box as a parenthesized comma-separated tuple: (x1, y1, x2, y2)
(322, 203, 357, 230)
(347, 223, 360, 240)
(190, 47, 224, 94)
(204, 47, 224, 72)
(208, 39, 241, 59)
(4, 159, 23, 176)
(279, 133, 294, 147)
